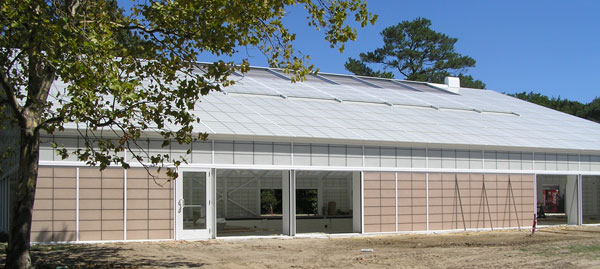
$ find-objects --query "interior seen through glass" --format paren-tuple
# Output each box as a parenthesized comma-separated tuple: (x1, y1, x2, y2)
(216, 169, 284, 236)
(536, 175, 578, 225)
(183, 172, 207, 230)
(295, 171, 354, 234)
(583, 176, 600, 224)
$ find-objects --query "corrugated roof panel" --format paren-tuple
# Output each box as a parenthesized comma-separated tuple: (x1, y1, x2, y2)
(53, 66, 600, 152)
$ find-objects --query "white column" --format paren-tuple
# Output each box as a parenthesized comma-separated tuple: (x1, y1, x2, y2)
(282, 170, 295, 236)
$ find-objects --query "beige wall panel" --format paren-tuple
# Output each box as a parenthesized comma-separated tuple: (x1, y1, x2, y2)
(102, 220, 123, 230)
(53, 210, 76, 220)
(79, 210, 101, 220)
(148, 220, 171, 230)
(364, 189, 381, 198)
(149, 189, 171, 199)
(37, 176, 53, 188)
(53, 220, 76, 231)
(380, 224, 395, 232)
(148, 230, 171, 239)
(397, 198, 411, 206)
(101, 199, 124, 210)
(102, 231, 123, 240)
(102, 189, 124, 199)
(53, 167, 76, 177)
(429, 214, 443, 223)
(413, 206, 427, 215)
(397, 189, 411, 198)
(413, 189, 427, 198)
(128, 209, 149, 219)
(101, 168, 123, 178)
(79, 231, 101, 241)
(127, 189, 149, 199)
(127, 220, 149, 230)
(381, 215, 396, 224)
(413, 198, 427, 206)
(79, 220, 101, 231)
(381, 207, 396, 215)
(364, 215, 381, 225)
(31, 220, 53, 232)
(364, 198, 380, 207)
(149, 180, 172, 189)
(32, 210, 52, 221)
(413, 223, 427, 231)
(442, 180, 455, 190)
(429, 206, 442, 214)
(127, 200, 149, 210)
(103, 178, 124, 189)
(53, 200, 76, 210)
(411, 179, 426, 190)
(79, 189, 101, 198)
(398, 223, 412, 231)
(31, 232, 53, 242)
(149, 209, 171, 219)
(364, 180, 380, 190)
(381, 172, 395, 181)
(149, 200, 171, 210)
(35, 188, 53, 199)
(381, 198, 395, 207)
(33, 200, 52, 210)
(103, 210, 124, 220)
(397, 172, 411, 181)
(380, 180, 395, 189)
(397, 207, 411, 216)
(79, 168, 101, 178)
(38, 167, 53, 176)
(429, 195, 443, 207)
(429, 189, 442, 198)
(127, 168, 151, 178)
(364, 224, 380, 233)
(364, 172, 380, 181)
(127, 178, 149, 188)
(397, 180, 411, 189)
(429, 222, 443, 230)
(79, 178, 101, 188)
(413, 215, 427, 223)
(397, 214, 411, 223)
(53, 177, 76, 188)
(364, 206, 381, 216)
(148, 168, 170, 179)
(127, 230, 148, 240)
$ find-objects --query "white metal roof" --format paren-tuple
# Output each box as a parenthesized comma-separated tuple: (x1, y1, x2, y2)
(53, 66, 600, 153)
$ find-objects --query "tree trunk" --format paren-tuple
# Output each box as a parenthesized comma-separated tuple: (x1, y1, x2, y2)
(5, 124, 40, 268)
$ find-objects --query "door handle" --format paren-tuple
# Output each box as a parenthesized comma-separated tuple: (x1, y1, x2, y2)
(178, 198, 184, 213)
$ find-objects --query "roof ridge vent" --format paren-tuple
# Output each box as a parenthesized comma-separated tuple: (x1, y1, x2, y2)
(444, 76, 460, 93)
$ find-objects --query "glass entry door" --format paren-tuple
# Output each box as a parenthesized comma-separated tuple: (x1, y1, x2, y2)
(175, 170, 212, 239)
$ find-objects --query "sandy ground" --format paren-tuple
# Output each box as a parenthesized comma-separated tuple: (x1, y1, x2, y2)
(2, 226, 600, 268)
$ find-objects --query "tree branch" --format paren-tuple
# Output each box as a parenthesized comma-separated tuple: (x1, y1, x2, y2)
(0, 71, 25, 127)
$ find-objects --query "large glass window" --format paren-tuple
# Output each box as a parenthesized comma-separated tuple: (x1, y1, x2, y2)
(216, 170, 285, 236)
(295, 171, 355, 234)
(583, 176, 600, 224)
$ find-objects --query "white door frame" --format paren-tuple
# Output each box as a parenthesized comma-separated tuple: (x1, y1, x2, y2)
(175, 168, 213, 240)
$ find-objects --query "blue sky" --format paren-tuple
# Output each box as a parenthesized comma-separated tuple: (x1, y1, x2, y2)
(122, 1, 600, 103)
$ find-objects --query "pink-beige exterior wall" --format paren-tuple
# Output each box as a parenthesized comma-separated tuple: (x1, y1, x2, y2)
(32, 167, 173, 242)
(364, 172, 535, 233)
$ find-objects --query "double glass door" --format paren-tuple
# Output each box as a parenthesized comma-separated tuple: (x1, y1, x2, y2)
(175, 170, 213, 239)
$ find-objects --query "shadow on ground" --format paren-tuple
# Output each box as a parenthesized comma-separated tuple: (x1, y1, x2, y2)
(0, 243, 206, 268)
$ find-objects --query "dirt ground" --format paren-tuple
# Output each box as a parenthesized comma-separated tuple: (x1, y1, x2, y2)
(2, 226, 600, 268)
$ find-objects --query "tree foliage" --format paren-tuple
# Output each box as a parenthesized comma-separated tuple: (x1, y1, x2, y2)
(510, 91, 600, 123)
(345, 17, 485, 89)
(0, 0, 376, 267)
